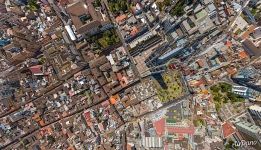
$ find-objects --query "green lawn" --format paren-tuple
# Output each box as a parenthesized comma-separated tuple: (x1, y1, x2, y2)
(166, 118, 176, 123)
(155, 71, 183, 102)
(210, 82, 244, 112)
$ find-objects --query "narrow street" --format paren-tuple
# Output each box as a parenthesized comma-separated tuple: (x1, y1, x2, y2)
(102, 0, 142, 80)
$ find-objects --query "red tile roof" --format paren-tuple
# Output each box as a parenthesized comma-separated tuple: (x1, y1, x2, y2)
(154, 118, 195, 137)
(101, 100, 110, 107)
(30, 65, 44, 75)
(238, 50, 248, 59)
(130, 26, 139, 36)
(127, 143, 134, 150)
(115, 14, 127, 23)
(192, 79, 204, 87)
(110, 95, 119, 105)
(225, 40, 232, 48)
(197, 59, 205, 68)
(153, 118, 165, 136)
(116, 72, 123, 81)
(166, 126, 195, 135)
(164, 144, 169, 150)
(84, 111, 93, 126)
(84, 111, 91, 121)
(178, 133, 184, 140)
(226, 67, 237, 75)
(222, 121, 235, 138)
(240, 25, 256, 40)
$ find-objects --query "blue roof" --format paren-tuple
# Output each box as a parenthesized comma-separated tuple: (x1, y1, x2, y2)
(0, 39, 10, 47)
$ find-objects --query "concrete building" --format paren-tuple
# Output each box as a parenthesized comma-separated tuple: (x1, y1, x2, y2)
(66, 0, 105, 35)
(248, 105, 261, 126)
(231, 85, 258, 100)
(235, 121, 261, 145)
(232, 67, 261, 92)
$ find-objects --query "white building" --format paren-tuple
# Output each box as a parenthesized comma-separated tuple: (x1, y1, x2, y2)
(232, 85, 248, 97)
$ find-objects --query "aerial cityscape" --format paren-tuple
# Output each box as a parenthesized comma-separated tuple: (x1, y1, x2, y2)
(0, 0, 260, 149)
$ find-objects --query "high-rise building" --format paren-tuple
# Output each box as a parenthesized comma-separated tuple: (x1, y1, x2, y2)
(248, 105, 261, 126)
(232, 67, 261, 92)
(231, 85, 260, 101)
(144, 43, 185, 75)
(235, 121, 261, 147)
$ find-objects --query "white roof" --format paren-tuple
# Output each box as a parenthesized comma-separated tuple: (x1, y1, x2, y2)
(106, 54, 115, 65)
(232, 85, 248, 93)
(142, 136, 163, 148)
(207, 3, 216, 12)
(253, 27, 261, 39)
(249, 105, 261, 112)
(65, 25, 76, 41)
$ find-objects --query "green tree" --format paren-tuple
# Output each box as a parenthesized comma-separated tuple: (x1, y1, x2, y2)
(93, 0, 101, 7)
(213, 96, 219, 101)
(225, 140, 238, 149)
(163, 0, 171, 6)
(47, 135, 55, 145)
(227, 92, 238, 102)
(220, 83, 232, 93)
(27, 0, 40, 12)
(223, 96, 229, 103)
(215, 102, 221, 112)
(210, 85, 221, 93)
(157, 2, 163, 11)
(108, 0, 128, 13)
(103, 30, 112, 37)
(170, 0, 185, 17)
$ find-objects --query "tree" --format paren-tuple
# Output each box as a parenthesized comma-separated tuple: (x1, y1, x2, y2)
(215, 102, 221, 112)
(103, 30, 112, 37)
(27, 0, 40, 12)
(170, 0, 185, 17)
(108, 0, 128, 13)
(210, 85, 220, 93)
(163, 0, 171, 6)
(223, 96, 229, 103)
(93, 0, 101, 8)
(39, 57, 46, 64)
(227, 92, 237, 103)
(157, 2, 163, 11)
(213, 96, 221, 102)
(225, 140, 237, 149)
(47, 135, 55, 145)
(220, 83, 232, 93)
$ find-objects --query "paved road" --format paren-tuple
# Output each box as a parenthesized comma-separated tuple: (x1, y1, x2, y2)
(228, 0, 251, 32)
(4, 1, 253, 148)
(103, 0, 141, 79)
(47, 0, 81, 57)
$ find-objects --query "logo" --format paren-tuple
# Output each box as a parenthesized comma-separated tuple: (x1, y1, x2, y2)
(232, 140, 257, 148)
